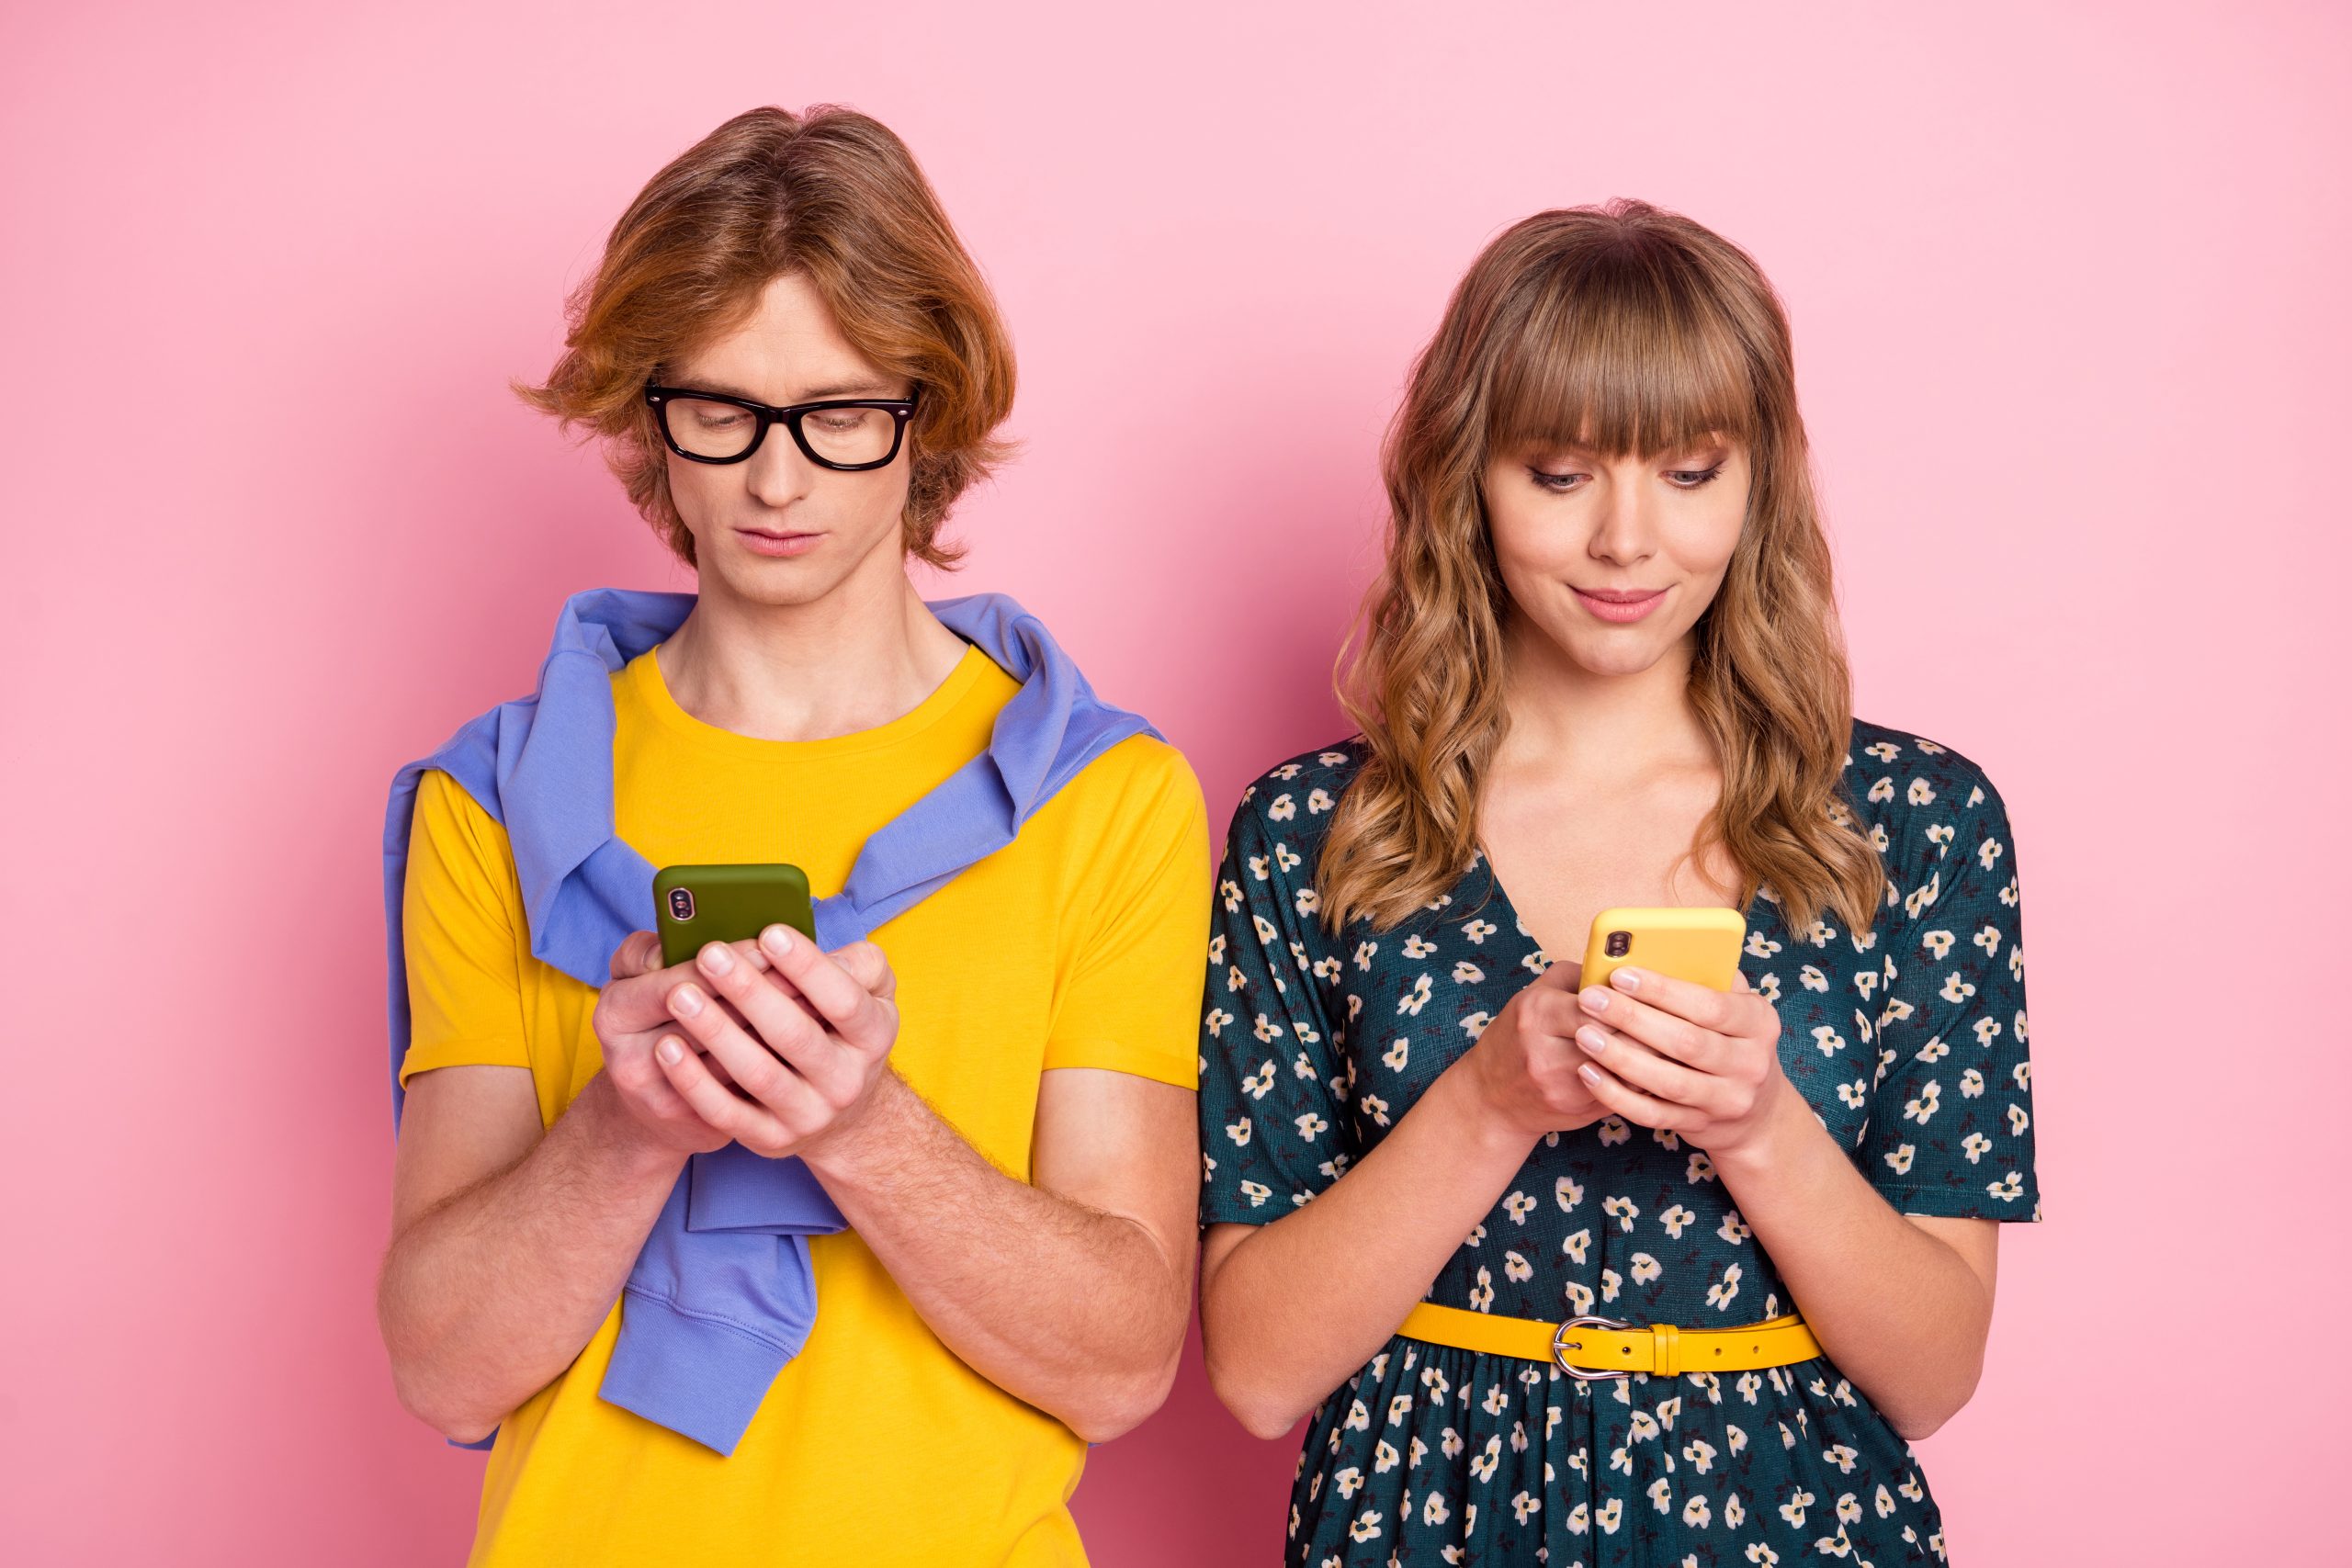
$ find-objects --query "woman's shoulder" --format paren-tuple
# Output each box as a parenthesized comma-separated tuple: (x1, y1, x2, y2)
(1223, 735, 1371, 845)
(1843, 717, 2018, 894)
(1845, 718, 2010, 813)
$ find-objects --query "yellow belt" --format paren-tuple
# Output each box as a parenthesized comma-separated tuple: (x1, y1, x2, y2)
(1398, 1301, 1821, 1382)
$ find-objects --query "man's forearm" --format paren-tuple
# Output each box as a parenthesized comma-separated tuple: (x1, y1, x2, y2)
(801, 1071, 1192, 1443)
(379, 1074, 688, 1441)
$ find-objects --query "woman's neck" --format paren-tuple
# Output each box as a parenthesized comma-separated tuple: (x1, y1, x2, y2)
(1493, 615, 1715, 787)
(655, 561, 970, 743)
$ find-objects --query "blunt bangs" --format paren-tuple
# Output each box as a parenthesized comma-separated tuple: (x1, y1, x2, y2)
(1486, 243, 1761, 461)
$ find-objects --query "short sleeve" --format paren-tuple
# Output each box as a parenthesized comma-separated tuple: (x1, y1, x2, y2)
(1861, 764, 2041, 1221)
(399, 768, 532, 1086)
(1197, 780, 1351, 1225)
(1040, 741, 1215, 1089)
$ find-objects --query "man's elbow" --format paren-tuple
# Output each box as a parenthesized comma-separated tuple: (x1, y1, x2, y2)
(1064, 1353, 1184, 1445)
(389, 1359, 503, 1446)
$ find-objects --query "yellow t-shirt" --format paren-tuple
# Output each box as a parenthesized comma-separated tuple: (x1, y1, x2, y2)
(400, 638, 1211, 1567)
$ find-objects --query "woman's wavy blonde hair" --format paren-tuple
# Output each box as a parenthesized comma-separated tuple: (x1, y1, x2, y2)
(515, 106, 1014, 570)
(1317, 199, 1883, 939)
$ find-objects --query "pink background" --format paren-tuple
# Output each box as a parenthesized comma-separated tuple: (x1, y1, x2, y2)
(5, 2, 2346, 1561)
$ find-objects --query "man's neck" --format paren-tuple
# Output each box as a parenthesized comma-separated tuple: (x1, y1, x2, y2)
(655, 558, 974, 744)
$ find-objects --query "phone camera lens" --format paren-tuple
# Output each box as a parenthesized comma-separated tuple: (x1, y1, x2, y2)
(668, 887, 695, 921)
(1605, 931, 1631, 958)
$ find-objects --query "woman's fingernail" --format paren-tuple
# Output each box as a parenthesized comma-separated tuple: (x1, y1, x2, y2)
(1580, 987, 1610, 1012)
(1577, 1026, 1608, 1055)
(1612, 967, 1642, 991)
(762, 925, 796, 955)
(1577, 1064, 1603, 1087)
(658, 1037, 684, 1066)
(699, 942, 735, 976)
(671, 985, 704, 1017)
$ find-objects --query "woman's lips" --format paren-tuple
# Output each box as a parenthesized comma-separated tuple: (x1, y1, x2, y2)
(736, 527, 822, 558)
(1573, 586, 1668, 624)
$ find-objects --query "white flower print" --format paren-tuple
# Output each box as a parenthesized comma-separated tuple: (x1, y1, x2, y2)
(1883, 1145, 1915, 1176)
(1504, 1250, 1532, 1282)
(1902, 1081, 1941, 1124)
(2007, 1102, 2030, 1135)
(1402, 934, 1437, 960)
(1646, 1476, 1673, 1513)
(1459, 1010, 1492, 1037)
(1907, 777, 1936, 806)
(1602, 1195, 1641, 1232)
(1226, 1117, 1254, 1147)
(1706, 1263, 1743, 1311)
(1978, 835, 2005, 870)
(1238, 1179, 1271, 1207)
(1502, 1190, 1537, 1224)
(1596, 1498, 1623, 1535)
(1295, 1111, 1329, 1142)
(1630, 1252, 1663, 1284)
(1307, 787, 1335, 814)
(1959, 1066, 1984, 1097)
(1451, 959, 1485, 983)
(1346, 1509, 1381, 1542)
(1961, 1132, 1993, 1164)
(1746, 931, 1783, 958)
(1510, 1490, 1540, 1525)
(1242, 1058, 1277, 1096)
(1396, 974, 1433, 1016)
(1780, 1488, 1816, 1527)
(1460, 919, 1498, 944)
(1598, 1116, 1632, 1147)
(1359, 1094, 1391, 1127)
(1683, 1495, 1713, 1528)
(1467, 1266, 1494, 1312)
(1687, 1152, 1717, 1183)
(1266, 793, 1297, 821)
(1716, 1210, 1752, 1244)
(1204, 1006, 1233, 1036)
(1561, 1228, 1591, 1265)
(1812, 1025, 1848, 1057)
(1381, 1036, 1409, 1071)
(1555, 1176, 1585, 1211)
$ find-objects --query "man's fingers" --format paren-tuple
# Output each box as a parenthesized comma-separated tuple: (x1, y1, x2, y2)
(653, 1034, 793, 1150)
(759, 926, 895, 1047)
(832, 940, 898, 1002)
(611, 930, 662, 982)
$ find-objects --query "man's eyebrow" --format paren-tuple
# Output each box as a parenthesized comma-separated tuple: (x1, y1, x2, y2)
(669, 376, 903, 402)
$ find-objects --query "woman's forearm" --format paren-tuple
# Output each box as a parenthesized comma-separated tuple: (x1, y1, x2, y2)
(378, 1074, 689, 1442)
(1710, 1090, 1995, 1439)
(1200, 1065, 1538, 1438)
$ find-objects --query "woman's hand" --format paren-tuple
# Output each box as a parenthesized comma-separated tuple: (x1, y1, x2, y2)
(1568, 964, 1794, 1157)
(1453, 957, 1611, 1144)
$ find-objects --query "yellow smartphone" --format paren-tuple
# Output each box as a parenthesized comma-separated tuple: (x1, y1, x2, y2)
(1579, 906, 1747, 991)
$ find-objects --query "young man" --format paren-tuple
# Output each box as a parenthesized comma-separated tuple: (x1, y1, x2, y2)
(377, 107, 1210, 1566)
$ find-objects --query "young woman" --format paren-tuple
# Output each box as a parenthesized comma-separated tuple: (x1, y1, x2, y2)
(1196, 201, 2038, 1564)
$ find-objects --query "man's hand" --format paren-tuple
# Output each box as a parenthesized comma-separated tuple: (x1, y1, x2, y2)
(649, 924, 901, 1161)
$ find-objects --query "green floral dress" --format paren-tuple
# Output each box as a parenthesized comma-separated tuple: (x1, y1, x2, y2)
(1196, 724, 2040, 1566)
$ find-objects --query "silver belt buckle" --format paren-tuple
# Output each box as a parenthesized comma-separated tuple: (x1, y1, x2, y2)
(1551, 1314, 1636, 1381)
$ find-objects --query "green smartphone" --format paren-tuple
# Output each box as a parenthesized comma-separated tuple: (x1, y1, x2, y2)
(653, 863, 819, 969)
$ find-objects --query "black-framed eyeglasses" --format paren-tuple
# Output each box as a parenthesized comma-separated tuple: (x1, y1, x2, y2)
(643, 383, 920, 470)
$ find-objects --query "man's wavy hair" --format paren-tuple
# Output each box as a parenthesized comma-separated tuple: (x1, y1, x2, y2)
(516, 106, 1015, 569)
(1317, 200, 1884, 940)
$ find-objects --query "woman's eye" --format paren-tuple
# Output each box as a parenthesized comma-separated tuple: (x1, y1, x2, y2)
(1529, 468, 1584, 491)
(1668, 467, 1725, 488)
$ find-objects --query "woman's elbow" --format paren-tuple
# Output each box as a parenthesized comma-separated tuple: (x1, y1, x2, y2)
(1203, 1352, 1306, 1440)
